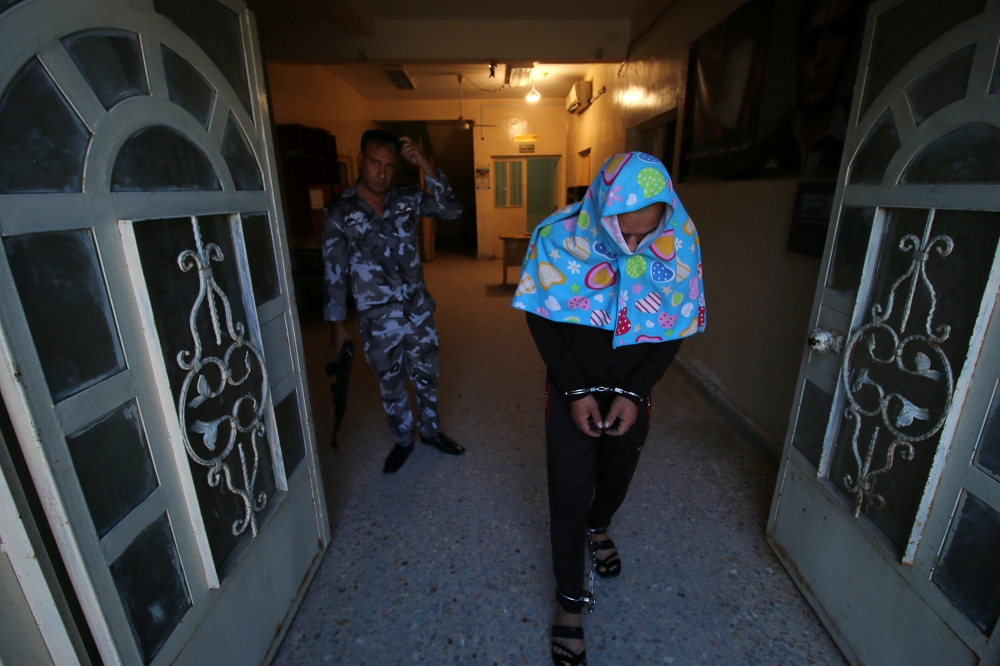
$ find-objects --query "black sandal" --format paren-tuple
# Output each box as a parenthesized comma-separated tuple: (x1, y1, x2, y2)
(589, 528, 622, 579)
(552, 590, 593, 666)
(551, 625, 587, 666)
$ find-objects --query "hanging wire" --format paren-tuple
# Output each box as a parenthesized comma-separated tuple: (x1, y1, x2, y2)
(618, 0, 684, 77)
(461, 74, 507, 93)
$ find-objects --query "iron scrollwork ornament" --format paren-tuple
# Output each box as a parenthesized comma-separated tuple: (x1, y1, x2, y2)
(176, 217, 269, 537)
(840, 216, 954, 517)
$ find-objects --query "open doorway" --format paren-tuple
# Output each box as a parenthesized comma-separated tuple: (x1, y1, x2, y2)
(378, 120, 478, 257)
(625, 109, 679, 176)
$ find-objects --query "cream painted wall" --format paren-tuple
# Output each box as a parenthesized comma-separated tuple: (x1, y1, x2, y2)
(264, 69, 569, 257)
(371, 99, 569, 258)
(566, 0, 822, 444)
(267, 63, 377, 170)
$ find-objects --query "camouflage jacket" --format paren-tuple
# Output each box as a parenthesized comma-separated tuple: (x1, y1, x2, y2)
(322, 169, 463, 321)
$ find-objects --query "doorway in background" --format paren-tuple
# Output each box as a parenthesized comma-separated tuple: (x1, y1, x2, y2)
(626, 109, 678, 176)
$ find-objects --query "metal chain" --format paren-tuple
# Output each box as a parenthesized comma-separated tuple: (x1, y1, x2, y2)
(587, 546, 596, 613)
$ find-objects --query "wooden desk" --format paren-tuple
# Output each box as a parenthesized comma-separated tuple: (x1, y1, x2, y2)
(499, 234, 532, 286)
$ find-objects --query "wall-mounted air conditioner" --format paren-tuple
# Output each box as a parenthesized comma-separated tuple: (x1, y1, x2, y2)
(566, 81, 593, 114)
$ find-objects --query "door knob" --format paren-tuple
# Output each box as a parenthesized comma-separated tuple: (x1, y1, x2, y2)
(808, 328, 844, 354)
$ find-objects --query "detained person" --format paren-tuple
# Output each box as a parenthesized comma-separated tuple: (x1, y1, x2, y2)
(322, 129, 465, 473)
(512, 152, 706, 665)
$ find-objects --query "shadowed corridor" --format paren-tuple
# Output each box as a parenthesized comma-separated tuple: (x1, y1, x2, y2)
(271, 252, 845, 665)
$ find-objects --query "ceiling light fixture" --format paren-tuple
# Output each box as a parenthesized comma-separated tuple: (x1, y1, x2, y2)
(505, 65, 534, 88)
(526, 85, 541, 102)
(456, 74, 472, 130)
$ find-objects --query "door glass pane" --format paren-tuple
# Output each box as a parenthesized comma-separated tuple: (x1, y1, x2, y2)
(221, 115, 263, 191)
(932, 492, 1000, 634)
(0, 0, 26, 17)
(901, 124, 1000, 184)
(905, 45, 975, 125)
(111, 126, 221, 192)
(3, 229, 125, 402)
(974, 381, 1000, 478)
(829, 209, 1000, 553)
(67, 401, 158, 539)
(109, 513, 191, 665)
(241, 213, 280, 305)
(61, 29, 148, 110)
(827, 206, 876, 294)
(132, 215, 276, 576)
(494, 162, 507, 207)
(792, 380, 833, 468)
(274, 391, 305, 476)
(848, 110, 900, 185)
(0, 57, 91, 194)
(161, 45, 215, 129)
(990, 43, 1000, 95)
(153, 0, 252, 118)
(861, 0, 985, 119)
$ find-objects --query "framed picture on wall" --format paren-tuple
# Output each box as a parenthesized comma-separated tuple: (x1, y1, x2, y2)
(475, 165, 491, 190)
(680, 0, 868, 181)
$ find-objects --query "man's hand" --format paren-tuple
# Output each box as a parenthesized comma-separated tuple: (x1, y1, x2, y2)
(603, 397, 639, 437)
(399, 136, 435, 175)
(569, 394, 604, 438)
(331, 321, 352, 353)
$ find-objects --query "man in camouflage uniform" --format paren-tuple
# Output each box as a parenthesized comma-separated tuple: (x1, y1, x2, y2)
(323, 129, 465, 473)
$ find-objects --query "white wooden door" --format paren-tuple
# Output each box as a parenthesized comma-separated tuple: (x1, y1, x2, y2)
(0, 0, 328, 664)
(768, 1, 1000, 664)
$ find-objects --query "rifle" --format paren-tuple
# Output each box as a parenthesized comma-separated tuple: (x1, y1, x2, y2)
(325, 340, 354, 448)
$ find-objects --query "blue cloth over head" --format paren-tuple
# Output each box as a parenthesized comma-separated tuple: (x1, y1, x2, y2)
(511, 152, 705, 347)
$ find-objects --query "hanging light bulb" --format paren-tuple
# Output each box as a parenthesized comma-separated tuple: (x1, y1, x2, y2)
(526, 84, 541, 102)
(456, 74, 471, 130)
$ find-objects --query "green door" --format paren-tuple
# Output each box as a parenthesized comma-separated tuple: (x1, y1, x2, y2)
(526, 157, 559, 232)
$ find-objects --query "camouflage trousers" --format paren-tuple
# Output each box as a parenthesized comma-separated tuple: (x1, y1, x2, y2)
(356, 294, 441, 447)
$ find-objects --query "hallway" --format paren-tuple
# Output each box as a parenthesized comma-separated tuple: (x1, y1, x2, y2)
(270, 253, 845, 665)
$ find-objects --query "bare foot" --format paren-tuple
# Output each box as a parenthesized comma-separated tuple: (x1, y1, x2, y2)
(552, 606, 585, 663)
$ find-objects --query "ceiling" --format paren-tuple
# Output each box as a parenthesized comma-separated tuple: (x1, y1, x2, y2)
(247, 0, 656, 88)
(247, 0, 649, 22)
(324, 62, 592, 101)
(357, 0, 648, 20)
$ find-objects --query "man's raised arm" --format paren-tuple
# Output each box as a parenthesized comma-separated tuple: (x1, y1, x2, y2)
(400, 135, 463, 220)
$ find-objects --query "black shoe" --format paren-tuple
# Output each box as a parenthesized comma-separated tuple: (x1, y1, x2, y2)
(383, 444, 414, 473)
(420, 433, 465, 455)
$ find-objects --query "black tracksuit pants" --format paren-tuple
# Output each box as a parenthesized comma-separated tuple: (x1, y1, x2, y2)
(546, 384, 651, 613)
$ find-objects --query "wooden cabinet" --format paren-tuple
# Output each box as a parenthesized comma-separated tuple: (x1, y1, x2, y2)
(275, 124, 342, 238)
(274, 124, 343, 313)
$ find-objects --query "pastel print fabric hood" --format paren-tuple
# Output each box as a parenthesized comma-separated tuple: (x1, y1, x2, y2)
(511, 152, 705, 347)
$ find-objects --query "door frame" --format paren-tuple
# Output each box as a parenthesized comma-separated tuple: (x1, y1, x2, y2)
(0, 1, 328, 664)
(767, 0, 1000, 663)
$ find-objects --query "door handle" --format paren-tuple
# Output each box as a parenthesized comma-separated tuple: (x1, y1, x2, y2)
(808, 328, 844, 354)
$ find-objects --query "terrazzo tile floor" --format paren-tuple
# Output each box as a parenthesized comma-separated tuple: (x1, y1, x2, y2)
(270, 251, 846, 666)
